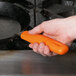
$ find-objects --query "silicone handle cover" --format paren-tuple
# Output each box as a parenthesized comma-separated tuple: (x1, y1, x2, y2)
(21, 31, 69, 55)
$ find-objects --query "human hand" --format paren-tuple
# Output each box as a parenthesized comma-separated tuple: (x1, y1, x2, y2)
(29, 16, 76, 56)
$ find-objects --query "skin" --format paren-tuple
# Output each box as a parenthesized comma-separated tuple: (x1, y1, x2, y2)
(29, 16, 76, 56)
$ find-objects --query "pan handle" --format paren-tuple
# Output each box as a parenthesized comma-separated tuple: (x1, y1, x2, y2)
(20, 31, 69, 55)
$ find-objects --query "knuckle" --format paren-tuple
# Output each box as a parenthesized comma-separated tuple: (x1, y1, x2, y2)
(38, 47, 44, 54)
(33, 48, 37, 53)
(39, 45, 43, 49)
(40, 21, 48, 29)
(67, 33, 72, 40)
(41, 21, 47, 25)
(38, 47, 43, 53)
(33, 46, 38, 52)
(44, 51, 49, 55)
(33, 45, 37, 49)
(39, 43, 44, 49)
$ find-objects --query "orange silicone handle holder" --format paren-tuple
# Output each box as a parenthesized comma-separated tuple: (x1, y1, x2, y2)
(21, 31, 69, 55)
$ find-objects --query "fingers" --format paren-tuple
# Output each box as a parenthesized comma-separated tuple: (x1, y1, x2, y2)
(29, 43, 33, 48)
(29, 43, 57, 56)
(29, 25, 43, 34)
(29, 21, 48, 34)
(44, 45, 52, 56)
(43, 45, 57, 56)
(29, 43, 39, 53)
(43, 33, 56, 40)
(38, 43, 46, 56)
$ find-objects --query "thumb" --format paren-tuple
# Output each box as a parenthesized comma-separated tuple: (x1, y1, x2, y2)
(29, 25, 43, 34)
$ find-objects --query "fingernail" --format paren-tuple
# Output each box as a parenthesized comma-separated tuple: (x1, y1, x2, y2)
(29, 45, 32, 48)
(29, 44, 33, 48)
(39, 42, 44, 48)
(33, 43, 38, 48)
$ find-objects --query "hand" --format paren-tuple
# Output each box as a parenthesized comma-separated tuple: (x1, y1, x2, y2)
(29, 16, 76, 56)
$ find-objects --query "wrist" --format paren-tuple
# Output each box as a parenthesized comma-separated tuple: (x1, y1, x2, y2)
(68, 16, 76, 40)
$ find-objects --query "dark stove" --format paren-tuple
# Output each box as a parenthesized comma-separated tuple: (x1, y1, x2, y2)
(0, 0, 75, 50)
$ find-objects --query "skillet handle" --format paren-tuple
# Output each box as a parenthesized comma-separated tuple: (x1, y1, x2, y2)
(20, 31, 69, 55)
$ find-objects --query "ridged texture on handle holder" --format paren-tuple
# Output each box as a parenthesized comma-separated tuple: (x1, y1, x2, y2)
(21, 31, 69, 55)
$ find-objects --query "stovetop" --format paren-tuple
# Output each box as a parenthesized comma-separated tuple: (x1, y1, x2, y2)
(0, 50, 76, 75)
(0, 25, 32, 50)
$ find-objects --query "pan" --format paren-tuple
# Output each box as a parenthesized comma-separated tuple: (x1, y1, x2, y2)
(0, 2, 30, 30)
(0, 1, 30, 47)
(0, 2, 30, 41)
(0, 0, 34, 9)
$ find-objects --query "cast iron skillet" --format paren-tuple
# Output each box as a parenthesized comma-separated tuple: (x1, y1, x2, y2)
(0, 0, 33, 9)
(0, 2, 30, 30)
(0, 2, 30, 40)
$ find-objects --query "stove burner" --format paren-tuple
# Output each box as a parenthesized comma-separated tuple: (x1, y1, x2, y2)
(0, 26, 32, 50)
(0, 17, 21, 40)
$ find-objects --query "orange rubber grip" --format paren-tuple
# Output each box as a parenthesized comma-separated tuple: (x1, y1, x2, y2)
(21, 31, 69, 55)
